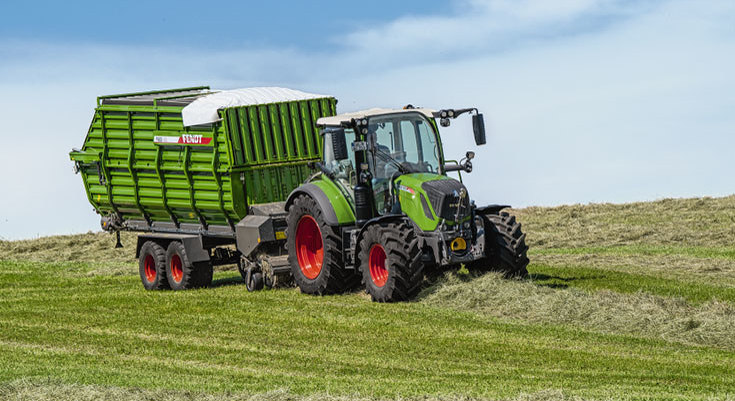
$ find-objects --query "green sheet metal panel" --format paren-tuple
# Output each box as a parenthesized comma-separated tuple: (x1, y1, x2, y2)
(76, 106, 239, 227)
(71, 88, 336, 231)
(223, 97, 336, 205)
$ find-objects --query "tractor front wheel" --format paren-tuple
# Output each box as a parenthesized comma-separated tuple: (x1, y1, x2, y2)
(287, 194, 359, 295)
(358, 220, 423, 302)
(469, 212, 529, 277)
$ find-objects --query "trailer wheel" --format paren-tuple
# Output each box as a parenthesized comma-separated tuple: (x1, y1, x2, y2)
(165, 241, 213, 290)
(138, 241, 169, 290)
(287, 194, 359, 295)
(358, 220, 423, 302)
(469, 212, 529, 277)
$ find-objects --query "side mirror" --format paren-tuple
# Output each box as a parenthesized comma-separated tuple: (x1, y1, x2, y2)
(472, 114, 486, 146)
(330, 128, 348, 160)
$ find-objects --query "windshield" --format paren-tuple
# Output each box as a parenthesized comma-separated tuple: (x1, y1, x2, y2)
(367, 113, 440, 179)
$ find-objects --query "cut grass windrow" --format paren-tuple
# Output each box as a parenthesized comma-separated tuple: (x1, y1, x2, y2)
(515, 196, 735, 249)
(422, 271, 735, 351)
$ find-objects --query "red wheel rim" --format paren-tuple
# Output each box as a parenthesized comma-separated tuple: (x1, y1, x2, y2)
(170, 254, 183, 283)
(368, 244, 388, 287)
(295, 215, 323, 280)
(143, 254, 156, 283)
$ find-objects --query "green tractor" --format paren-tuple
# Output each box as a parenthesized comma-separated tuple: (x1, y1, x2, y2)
(285, 107, 529, 301)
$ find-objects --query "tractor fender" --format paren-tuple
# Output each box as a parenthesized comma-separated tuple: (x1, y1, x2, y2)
(475, 204, 511, 215)
(353, 214, 407, 265)
(285, 183, 340, 226)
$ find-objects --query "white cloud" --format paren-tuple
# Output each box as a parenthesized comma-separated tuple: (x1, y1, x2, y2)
(1, 0, 734, 239)
(338, 0, 659, 67)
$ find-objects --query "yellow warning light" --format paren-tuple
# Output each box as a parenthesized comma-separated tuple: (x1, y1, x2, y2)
(451, 237, 467, 252)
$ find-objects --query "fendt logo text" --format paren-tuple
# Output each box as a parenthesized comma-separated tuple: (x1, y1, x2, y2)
(153, 135, 213, 146)
(180, 134, 204, 144)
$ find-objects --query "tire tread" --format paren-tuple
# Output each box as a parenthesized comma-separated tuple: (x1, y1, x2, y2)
(470, 211, 530, 277)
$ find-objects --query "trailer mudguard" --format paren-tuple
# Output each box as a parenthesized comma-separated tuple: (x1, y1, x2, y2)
(135, 233, 211, 263)
(285, 181, 355, 226)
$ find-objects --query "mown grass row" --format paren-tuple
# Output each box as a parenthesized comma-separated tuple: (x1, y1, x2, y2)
(0, 379, 604, 401)
(514, 195, 735, 249)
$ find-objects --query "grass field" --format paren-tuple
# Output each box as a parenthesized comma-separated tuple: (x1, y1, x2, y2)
(1, 196, 735, 400)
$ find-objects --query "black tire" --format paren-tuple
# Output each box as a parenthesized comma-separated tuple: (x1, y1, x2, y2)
(287, 194, 359, 295)
(165, 241, 213, 290)
(246, 270, 264, 292)
(358, 220, 423, 302)
(469, 212, 529, 277)
(138, 241, 169, 290)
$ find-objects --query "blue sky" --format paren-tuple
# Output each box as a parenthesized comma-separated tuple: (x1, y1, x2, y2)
(0, 1, 453, 50)
(0, 0, 734, 239)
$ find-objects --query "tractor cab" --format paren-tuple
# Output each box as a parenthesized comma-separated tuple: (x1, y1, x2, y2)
(316, 107, 484, 224)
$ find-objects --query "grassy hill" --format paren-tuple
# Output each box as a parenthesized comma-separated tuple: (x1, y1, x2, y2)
(1, 196, 734, 400)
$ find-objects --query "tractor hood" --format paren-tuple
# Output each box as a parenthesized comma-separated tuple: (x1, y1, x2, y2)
(395, 174, 471, 232)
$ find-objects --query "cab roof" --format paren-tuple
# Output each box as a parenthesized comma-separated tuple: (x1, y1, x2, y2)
(316, 108, 436, 127)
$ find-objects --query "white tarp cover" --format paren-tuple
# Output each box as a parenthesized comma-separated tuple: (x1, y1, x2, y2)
(181, 87, 330, 126)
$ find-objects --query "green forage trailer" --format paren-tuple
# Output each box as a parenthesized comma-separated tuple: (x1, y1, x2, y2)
(71, 86, 529, 301)
(70, 87, 336, 290)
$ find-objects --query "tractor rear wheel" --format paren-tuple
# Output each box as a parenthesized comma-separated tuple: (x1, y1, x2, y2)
(469, 212, 529, 277)
(165, 241, 213, 290)
(138, 241, 169, 290)
(358, 220, 423, 302)
(287, 194, 359, 295)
